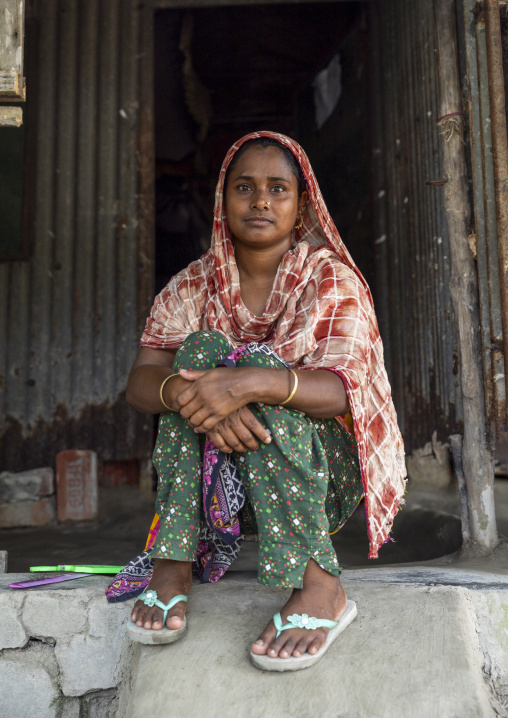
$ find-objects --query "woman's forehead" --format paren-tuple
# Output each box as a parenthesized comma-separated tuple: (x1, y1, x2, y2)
(229, 145, 296, 179)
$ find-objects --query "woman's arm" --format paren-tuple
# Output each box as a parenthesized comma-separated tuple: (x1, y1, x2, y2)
(126, 348, 350, 452)
(126, 347, 273, 453)
(198, 368, 350, 454)
(175, 365, 350, 431)
(251, 367, 350, 418)
(126, 346, 185, 413)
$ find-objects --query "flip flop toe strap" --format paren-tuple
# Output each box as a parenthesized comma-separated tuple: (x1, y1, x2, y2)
(139, 590, 188, 627)
(273, 612, 338, 639)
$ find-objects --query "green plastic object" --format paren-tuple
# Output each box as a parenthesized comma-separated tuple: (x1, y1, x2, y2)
(30, 565, 123, 574)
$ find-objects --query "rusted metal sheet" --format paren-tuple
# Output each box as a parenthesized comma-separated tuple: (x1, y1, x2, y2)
(0, 0, 153, 472)
(461, 0, 507, 435)
(137, 3, 156, 338)
(153, 0, 361, 6)
(369, 0, 463, 451)
(485, 0, 508, 425)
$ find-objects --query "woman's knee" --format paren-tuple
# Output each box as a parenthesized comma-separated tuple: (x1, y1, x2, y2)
(179, 330, 226, 349)
(235, 346, 287, 370)
(173, 330, 232, 371)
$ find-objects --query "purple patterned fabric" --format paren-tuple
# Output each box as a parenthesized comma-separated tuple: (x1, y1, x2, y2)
(105, 548, 155, 603)
(106, 343, 290, 598)
(195, 344, 289, 582)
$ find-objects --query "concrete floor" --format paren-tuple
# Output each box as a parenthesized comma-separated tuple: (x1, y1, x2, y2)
(120, 571, 504, 718)
(2, 481, 508, 717)
(1, 479, 507, 574)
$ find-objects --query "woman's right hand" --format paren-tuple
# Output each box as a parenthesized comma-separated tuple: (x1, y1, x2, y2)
(205, 406, 271, 454)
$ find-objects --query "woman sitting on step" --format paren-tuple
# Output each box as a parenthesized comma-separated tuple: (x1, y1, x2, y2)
(107, 131, 406, 671)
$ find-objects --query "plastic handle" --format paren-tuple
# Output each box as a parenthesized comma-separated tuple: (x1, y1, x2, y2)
(30, 565, 123, 574)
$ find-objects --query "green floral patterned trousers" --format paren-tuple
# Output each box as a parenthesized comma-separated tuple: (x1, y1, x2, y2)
(152, 331, 363, 588)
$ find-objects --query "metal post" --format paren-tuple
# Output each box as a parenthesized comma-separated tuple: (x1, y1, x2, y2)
(435, 0, 497, 550)
(485, 0, 508, 421)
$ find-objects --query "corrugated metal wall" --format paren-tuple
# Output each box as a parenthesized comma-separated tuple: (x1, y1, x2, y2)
(0, 0, 154, 471)
(1, 0, 481, 469)
(460, 0, 506, 435)
(369, 0, 463, 451)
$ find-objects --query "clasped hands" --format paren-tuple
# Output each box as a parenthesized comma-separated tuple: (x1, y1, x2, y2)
(169, 366, 272, 454)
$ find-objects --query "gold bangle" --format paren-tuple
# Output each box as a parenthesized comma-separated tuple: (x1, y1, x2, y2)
(159, 373, 179, 411)
(280, 368, 298, 406)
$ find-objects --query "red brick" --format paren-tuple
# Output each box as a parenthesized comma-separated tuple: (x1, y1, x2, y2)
(0, 498, 55, 528)
(56, 450, 98, 522)
(99, 459, 139, 487)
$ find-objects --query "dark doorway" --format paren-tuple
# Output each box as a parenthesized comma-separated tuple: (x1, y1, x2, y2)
(153, 2, 373, 293)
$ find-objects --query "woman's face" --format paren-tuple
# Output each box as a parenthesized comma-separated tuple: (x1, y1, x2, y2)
(225, 145, 307, 251)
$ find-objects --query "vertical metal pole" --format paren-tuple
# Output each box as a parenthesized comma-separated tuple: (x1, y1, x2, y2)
(137, 1, 156, 493)
(435, 0, 497, 550)
(485, 0, 508, 419)
(461, 0, 506, 434)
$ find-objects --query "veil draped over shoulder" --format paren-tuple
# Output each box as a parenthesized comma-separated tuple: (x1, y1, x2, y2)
(142, 131, 406, 558)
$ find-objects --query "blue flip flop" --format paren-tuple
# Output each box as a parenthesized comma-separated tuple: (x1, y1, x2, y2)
(127, 590, 188, 645)
(250, 600, 357, 671)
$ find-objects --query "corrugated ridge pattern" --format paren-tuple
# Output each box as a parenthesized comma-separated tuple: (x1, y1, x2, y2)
(370, 0, 463, 450)
(0, 0, 152, 470)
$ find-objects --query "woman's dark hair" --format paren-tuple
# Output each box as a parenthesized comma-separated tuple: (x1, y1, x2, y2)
(225, 137, 307, 197)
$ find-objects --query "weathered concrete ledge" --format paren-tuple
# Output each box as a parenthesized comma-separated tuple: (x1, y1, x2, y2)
(2, 561, 508, 718)
(0, 575, 134, 718)
(119, 566, 508, 718)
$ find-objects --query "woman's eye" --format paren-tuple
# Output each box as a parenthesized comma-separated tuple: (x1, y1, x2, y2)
(237, 184, 251, 192)
(271, 185, 285, 193)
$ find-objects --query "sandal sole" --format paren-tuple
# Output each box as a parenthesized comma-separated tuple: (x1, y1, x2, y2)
(250, 600, 357, 672)
(126, 617, 187, 645)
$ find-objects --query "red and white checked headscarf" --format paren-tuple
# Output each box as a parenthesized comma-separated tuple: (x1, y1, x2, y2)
(142, 131, 406, 558)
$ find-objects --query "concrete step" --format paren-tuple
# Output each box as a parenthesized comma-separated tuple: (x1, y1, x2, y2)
(119, 568, 507, 718)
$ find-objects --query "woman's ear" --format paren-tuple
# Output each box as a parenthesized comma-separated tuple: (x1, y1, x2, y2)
(298, 190, 309, 214)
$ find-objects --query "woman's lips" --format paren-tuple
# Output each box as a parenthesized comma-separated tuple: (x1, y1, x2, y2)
(244, 217, 273, 226)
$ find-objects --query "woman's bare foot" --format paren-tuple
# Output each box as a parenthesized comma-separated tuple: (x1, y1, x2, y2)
(251, 558, 347, 659)
(130, 558, 192, 631)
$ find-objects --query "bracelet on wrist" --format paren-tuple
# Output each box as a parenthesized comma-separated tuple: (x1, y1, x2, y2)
(159, 373, 179, 411)
(280, 368, 298, 406)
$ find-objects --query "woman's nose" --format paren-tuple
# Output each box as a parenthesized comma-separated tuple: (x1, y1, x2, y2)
(250, 192, 271, 210)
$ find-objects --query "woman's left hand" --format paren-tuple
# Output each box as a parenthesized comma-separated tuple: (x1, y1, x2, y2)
(206, 407, 271, 453)
(173, 366, 256, 432)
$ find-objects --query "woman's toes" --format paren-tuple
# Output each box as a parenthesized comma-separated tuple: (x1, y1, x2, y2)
(307, 636, 323, 655)
(134, 608, 147, 627)
(166, 600, 186, 629)
(293, 636, 309, 657)
(250, 638, 268, 655)
(139, 613, 150, 628)
(251, 625, 275, 655)
(278, 637, 297, 659)
(142, 609, 157, 629)
(150, 612, 164, 629)
(167, 613, 184, 629)
(267, 637, 286, 658)
(132, 601, 145, 623)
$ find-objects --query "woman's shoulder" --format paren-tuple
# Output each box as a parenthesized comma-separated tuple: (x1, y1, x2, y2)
(305, 244, 364, 287)
(159, 250, 214, 301)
